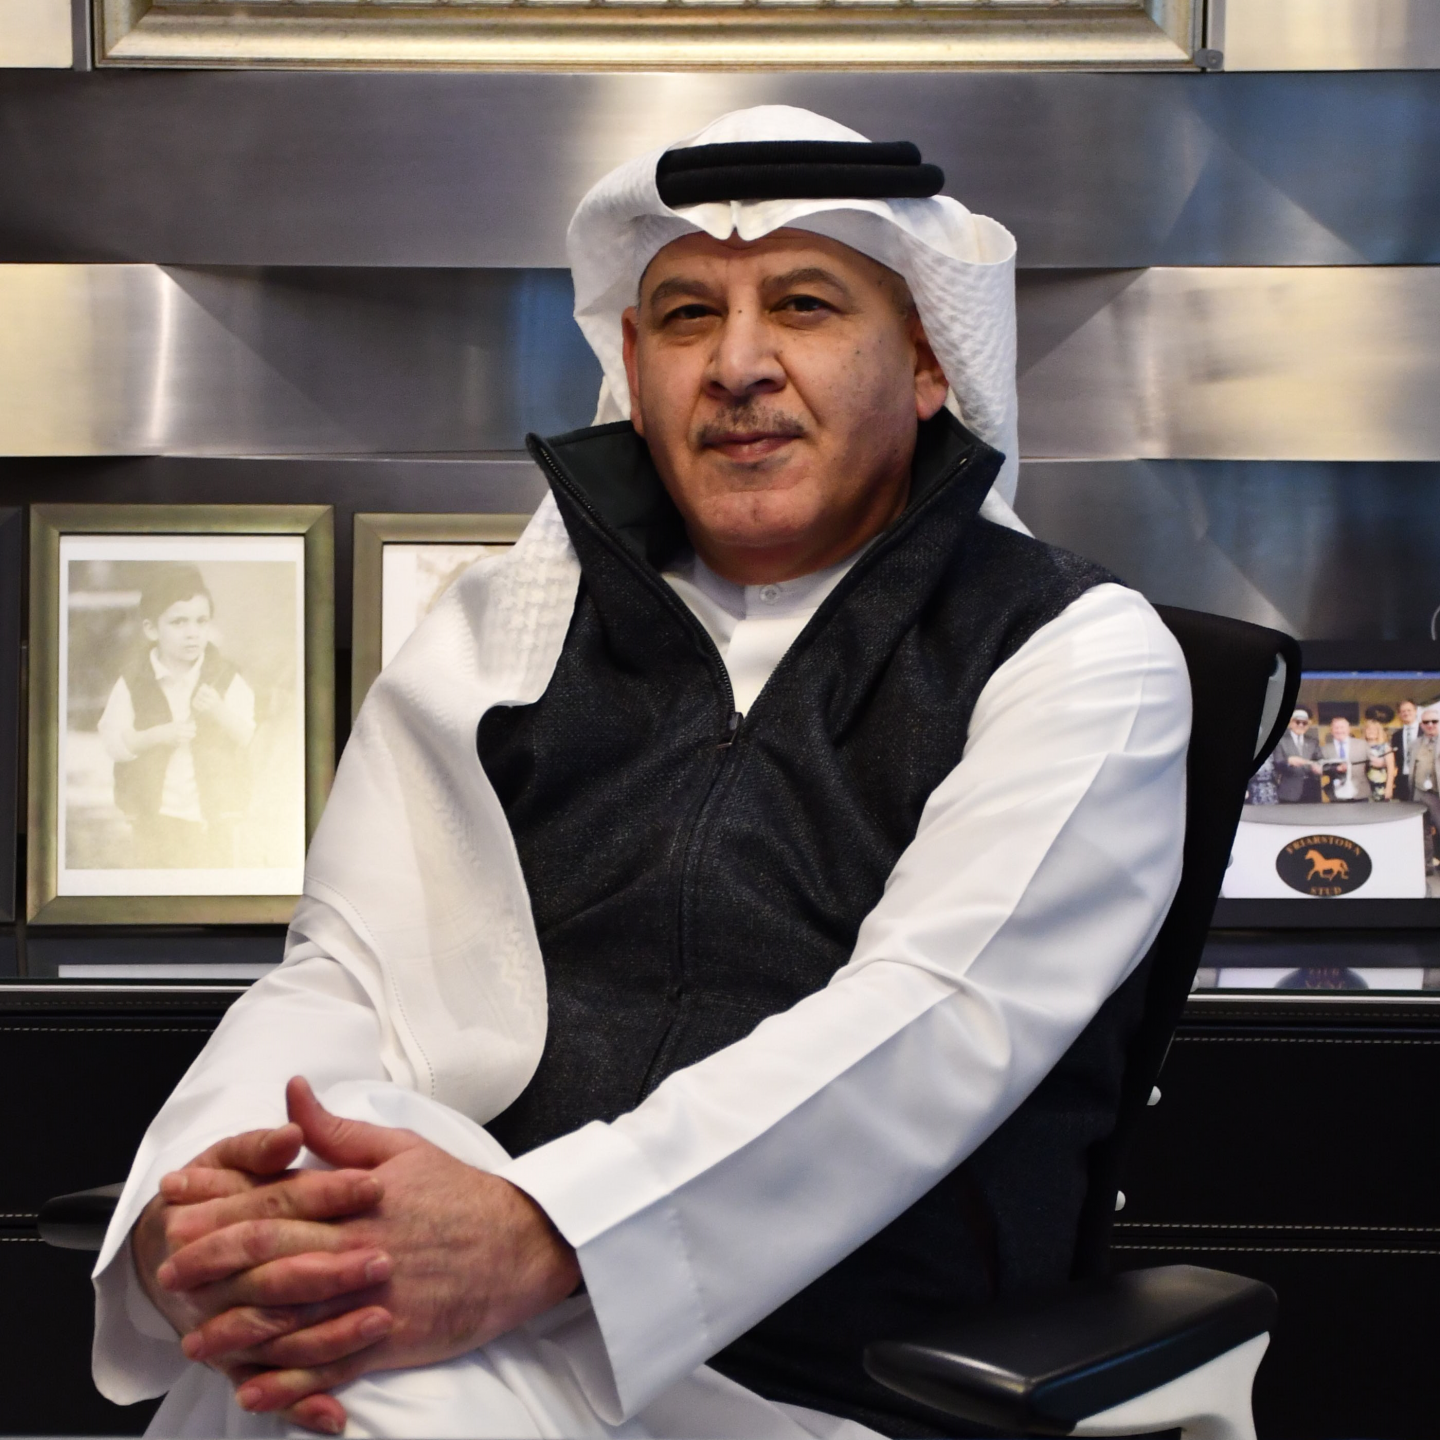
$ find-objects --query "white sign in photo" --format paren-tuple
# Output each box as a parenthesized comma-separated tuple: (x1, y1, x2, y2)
(1222, 801, 1428, 900)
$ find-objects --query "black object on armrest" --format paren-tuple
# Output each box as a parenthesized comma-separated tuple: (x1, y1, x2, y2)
(863, 1264, 1277, 1436)
(39, 1183, 124, 1251)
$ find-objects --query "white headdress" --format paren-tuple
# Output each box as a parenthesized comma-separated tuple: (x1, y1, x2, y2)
(567, 104, 1023, 506)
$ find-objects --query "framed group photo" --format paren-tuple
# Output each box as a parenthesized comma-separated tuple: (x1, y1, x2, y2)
(351, 512, 529, 718)
(28, 505, 334, 925)
(0, 509, 20, 924)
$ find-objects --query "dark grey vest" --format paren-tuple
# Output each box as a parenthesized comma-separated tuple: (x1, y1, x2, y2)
(480, 413, 1145, 1436)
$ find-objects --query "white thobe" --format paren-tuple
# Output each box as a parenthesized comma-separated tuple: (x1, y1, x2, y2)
(94, 570, 1190, 1439)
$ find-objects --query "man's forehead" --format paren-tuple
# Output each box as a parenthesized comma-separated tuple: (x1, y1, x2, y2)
(638, 227, 893, 295)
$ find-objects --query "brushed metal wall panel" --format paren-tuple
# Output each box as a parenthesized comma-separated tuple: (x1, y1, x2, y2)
(1015, 460, 1440, 640)
(3, 263, 1437, 463)
(1, 70, 1437, 267)
(0, 265, 600, 456)
(1223, 0, 1440, 70)
(1016, 266, 1440, 462)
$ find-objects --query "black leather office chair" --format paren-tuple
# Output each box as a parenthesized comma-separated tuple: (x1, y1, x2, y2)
(44, 606, 1299, 1440)
(863, 606, 1300, 1439)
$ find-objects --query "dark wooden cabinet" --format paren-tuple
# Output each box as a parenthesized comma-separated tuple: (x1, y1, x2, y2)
(0, 984, 235, 1437)
(1116, 993, 1440, 1439)
(4, 984, 1439, 1436)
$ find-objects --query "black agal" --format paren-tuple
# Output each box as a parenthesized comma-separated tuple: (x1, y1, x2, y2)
(655, 139, 945, 207)
(481, 412, 1142, 1437)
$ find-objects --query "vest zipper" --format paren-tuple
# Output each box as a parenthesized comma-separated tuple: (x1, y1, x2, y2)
(528, 436, 741, 740)
(529, 436, 754, 1089)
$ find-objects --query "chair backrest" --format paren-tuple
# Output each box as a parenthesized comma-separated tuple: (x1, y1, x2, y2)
(1070, 605, 1301, 1278)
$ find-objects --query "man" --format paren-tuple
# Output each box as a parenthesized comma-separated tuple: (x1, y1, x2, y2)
(1274, 708, 1323, 802)
(1393, 699, 1421, 801)
(97, 107, 1190, 1439)
(1320, 715, 1368, 802)
(1410, 707, 1440, 869)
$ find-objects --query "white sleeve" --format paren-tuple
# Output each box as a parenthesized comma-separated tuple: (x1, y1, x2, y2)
(90, 932, 395, 1404)
(498, 583, 1191, 1422)
(96, 676, 138, 762)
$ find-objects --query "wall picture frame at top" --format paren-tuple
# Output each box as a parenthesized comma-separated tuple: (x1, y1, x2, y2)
(351, 512, 530, 722)
(94, 0, 1204, 71)
(27, 504, 334, 926)
(0, 509, 21, 925)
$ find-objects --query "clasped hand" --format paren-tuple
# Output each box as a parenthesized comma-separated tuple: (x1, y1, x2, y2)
(132, 1077, 579, 1435)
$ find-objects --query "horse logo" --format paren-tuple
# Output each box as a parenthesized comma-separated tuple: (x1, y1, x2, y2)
(1305, 850, 1349, 883)
(1277, 835, 1371, 896)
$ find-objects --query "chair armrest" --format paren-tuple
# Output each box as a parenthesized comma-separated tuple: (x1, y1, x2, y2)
(863, 1264, 1276, 1437)
(38, 1182, 124, 1251)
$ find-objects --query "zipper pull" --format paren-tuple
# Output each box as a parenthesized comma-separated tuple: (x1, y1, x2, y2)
(719, 711, 741, 748)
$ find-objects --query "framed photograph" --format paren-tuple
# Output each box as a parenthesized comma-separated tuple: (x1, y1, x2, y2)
(28, 505, 334, 926)
(0, 509, 21, 925)
(94, 0, 1202, 71)
(351, 512, 529, 719)
(1214, 640, 1440, 931)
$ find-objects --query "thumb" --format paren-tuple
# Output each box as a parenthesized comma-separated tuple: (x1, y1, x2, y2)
(286, 1076, 417, 1170)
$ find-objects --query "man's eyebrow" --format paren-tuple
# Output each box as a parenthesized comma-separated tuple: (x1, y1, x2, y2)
(764, 266, 855, 297)
(645, 276, 722, 310)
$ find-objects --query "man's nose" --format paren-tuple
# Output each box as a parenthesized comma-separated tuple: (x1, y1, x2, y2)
(705, 307, 785, 402)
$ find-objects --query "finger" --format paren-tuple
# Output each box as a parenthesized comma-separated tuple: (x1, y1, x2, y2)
(183, 1297, 354, 1363)
(165, 1170, 382, 1247)
(208, 1123, 305, 1178)
(285, 1394, 349, 1437)
(286, 1077, 416, 1171)
(160, 1167, 257, 1206)
(222, 1360, 349, 1432)
(182, 1287, 388, 1364)
(159, 1218, 358, 1292)
(243, 1306, 392, 1369)
(207, 1247, 392, 1313)
(235, 1353, 378, 1415)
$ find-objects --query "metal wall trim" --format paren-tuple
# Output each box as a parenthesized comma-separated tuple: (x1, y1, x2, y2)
(3, 72, 1438, 268)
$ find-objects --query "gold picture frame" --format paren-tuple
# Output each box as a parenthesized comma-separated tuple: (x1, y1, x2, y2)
(28, 504, 335, 926)
(95, 0, 1202, 71)
(351, 512, 529, 720)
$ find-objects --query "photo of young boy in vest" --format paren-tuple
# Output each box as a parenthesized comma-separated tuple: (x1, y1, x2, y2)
(97, 563, 257, 869)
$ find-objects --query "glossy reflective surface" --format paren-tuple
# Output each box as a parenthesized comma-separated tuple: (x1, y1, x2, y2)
(4, 264, 1437, 463)
(2, 71, 1438, 267)
(1017, 460, 1440, 639)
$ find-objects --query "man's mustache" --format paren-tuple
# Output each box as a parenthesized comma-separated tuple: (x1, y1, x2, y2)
(696, 406, 807, 448)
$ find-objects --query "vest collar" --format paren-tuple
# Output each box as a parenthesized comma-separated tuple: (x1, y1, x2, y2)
(526, 409, 1000, 576)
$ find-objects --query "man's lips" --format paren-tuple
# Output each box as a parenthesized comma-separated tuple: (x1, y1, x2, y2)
(702, 431, 801, 460)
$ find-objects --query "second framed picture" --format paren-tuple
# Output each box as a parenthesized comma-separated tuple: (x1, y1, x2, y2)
(351, 512, 530, 718)
(28, 505, 334, 926)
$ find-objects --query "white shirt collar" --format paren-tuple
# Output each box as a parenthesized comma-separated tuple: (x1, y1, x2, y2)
(149, 648, 204, 689)
(667, 542, 873, 624)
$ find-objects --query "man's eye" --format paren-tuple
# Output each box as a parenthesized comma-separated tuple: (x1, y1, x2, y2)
(662, 303, 716, 324)
(778, 294, 833, 315)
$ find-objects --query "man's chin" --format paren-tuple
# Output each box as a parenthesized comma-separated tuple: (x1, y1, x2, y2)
(689, 501, 821, 560)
